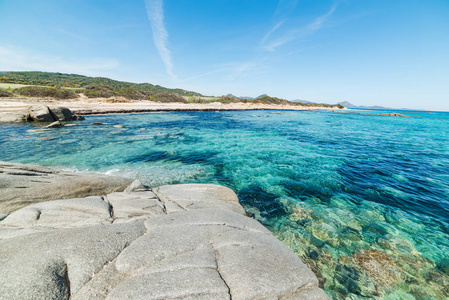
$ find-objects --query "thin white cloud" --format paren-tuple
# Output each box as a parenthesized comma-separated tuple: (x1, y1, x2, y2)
(0, 45, 119, 75)
(305, 5, 337, 32)
(274, 0, 300, 19)
(183, 58, 269, 83)
(262, 4, 338, 51)
(144, 0, 176, 80)
(260, 0, 298, 46)
(261, 20, 286, 45)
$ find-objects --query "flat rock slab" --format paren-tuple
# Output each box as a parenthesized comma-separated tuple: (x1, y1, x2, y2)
(0, 181, 329, 300)
(0, 161, 132, 214)
(153, 184, 246, 215)
(0, 222, 146, 299)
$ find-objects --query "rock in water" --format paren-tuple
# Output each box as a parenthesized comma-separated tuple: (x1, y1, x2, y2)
(46, 120, 63, 128)
(29, 105, 57, 122)
(72, 115, 85, 121)
(0, 161, 132, 214)
(379, 113, 409, 117)
(49, 107, 73, 121)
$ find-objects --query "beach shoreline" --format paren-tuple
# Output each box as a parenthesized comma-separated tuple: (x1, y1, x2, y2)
(0, 96, 345, 117)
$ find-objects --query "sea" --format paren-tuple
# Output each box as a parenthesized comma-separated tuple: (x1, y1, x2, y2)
(1, 108, 448, 299)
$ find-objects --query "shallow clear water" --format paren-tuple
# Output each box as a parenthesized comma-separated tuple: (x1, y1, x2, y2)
(1, 109, 449, 299)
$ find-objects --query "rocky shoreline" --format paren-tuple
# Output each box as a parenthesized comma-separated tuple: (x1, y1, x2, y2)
(0, 162, 329, 299)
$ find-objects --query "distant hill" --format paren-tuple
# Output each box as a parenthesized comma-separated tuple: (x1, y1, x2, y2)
(291, 99, 312, 104)
(0, 71, 202, 97)
(338, 101, 414, 111)
(0, 71, 345, 109)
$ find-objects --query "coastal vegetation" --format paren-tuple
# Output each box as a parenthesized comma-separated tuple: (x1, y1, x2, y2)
(0, 88, 13, 97)
(15, 86, 77, 99)
(0, 71, 201, 96)
(82, 85, 189, 103)
(0, 71, 344, 108)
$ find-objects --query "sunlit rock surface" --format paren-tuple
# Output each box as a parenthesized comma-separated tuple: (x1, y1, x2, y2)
(0, 161, 132, 214)
(0, 182, 328, 300)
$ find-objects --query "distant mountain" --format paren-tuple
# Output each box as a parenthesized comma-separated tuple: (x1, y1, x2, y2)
(338, 101, 414, 110)
(291, 99, 312, 103)
(0, 71, 202, 97)
(337, 101, 389, 109)
(240, 94, 269, 100)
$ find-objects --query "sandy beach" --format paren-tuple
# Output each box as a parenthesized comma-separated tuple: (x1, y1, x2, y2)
(0, 95, 342, 116)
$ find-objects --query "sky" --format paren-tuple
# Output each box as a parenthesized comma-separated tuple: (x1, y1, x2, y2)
(0, 0, 448, 110)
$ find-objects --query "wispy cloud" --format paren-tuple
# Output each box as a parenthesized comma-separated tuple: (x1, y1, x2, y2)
(0, 45, 119, 75)
(144, 0, 176, 80)
(274, 0, 300, 19)
(262, 4, 338, 51)
(261, 20, 286, 45)
(182, 59, 269, 83)
(261, 0, 299, 46)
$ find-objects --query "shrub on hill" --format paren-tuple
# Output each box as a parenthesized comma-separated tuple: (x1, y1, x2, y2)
(218, 95, 244, 104)
(14, 86, 77, 99)
(149, 92, 188, 103)
(79, 86, 188, 103)
(0, 71, 202, 96)
(82, 85, 115, 98)
(187, 96, 211, 104)
(116, 88, 147, 100)
(254, 95, 290, 105)
(0, 88, 13, 97)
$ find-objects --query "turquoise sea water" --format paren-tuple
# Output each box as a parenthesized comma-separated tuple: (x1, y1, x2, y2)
(1, 109, 449, 299)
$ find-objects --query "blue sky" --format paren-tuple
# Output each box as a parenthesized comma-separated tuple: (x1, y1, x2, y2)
(0, 0, 448, 110)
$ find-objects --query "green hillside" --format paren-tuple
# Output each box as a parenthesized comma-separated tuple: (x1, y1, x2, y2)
(0, 71, 202, 97)
(0, 71, 344, 108)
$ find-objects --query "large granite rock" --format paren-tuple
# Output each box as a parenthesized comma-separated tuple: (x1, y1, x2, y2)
(49, 106, 73, 121)
(0, 112, 29, 123)
(0, 105, 83, 123)
(0, 181, 329, 300)
(29, 104, 58, 122)
(0, 161, 132, 214)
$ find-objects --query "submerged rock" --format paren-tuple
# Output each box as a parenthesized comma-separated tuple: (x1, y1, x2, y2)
(379, 113, 409, 117)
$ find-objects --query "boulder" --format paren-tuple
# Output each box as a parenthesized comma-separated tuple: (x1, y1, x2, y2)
(0, 111, 29, 123)
(0, 161, 132, 214)
(29, 105, 58, 122)
(49, 106, 73, 121)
